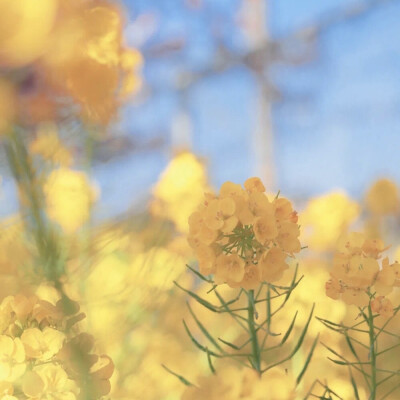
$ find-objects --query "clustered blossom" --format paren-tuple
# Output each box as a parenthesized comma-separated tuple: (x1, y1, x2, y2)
(0, 293, 113, 399)
(188, 178, 301, 289)
(326, 232, 399, 317)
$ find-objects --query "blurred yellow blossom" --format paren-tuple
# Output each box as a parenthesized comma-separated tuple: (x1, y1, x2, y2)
(182, 365, 295, 400)
(300, 191, 360, 252)
(0, 0, 57, 67)
(151, 152, 210, 233)
(366, 178, 399, 215)
(30, 124, 73, 167)
(44, 168, 97, 233)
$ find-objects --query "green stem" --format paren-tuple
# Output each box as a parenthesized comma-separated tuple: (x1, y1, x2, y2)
(247, 290, 261, 374)
(367, 303, 377, 400)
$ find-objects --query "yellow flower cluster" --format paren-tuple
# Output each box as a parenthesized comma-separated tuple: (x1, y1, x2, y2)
(0, 293, 113, 399)
(188, 178, 301, 289)
(0, 0, 142, 128)
(326, 232, 399, 316)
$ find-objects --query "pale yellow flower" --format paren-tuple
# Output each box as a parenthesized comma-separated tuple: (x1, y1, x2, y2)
(21, 327, 65, 361)
(22, 364, 78, 400)
(44, 168, 97, 233)
(0, 336, 25, 381)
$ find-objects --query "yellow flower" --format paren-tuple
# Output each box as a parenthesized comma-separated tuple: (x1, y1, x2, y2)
(325, 278, 342, 300)
(244, 177, 265, 193)
(0, 382, 13, 397)
(44, 168, 97, 233)
(371, 296, 394, 318)
(0, 0, 57, 67)
(188, 178, 301, 289)
(22, 364, 78, 400)
(259, 248, 289, 283)
(300, 191, 359, 251)
(30, 124, 72, 167)
(21, 327, 65, 361)
(0, 336, 25, 381)
(274, 197, 295, 223)
(152, 152, 210, 233)
(230, 264, 261, 290)
(214, 254, 245, 286)
(204, 198, 237, 232)
(374, 258, 396, 295)
(194, 244, 216, 276)
(336, 232, 365, 255)
(341, 287, 369, 307)
(248, 192, 274, 218)
(276, 222, 301, 254)
(347, 255, 379, 287)
(366, 178, 399, 215)
(253, 216, 278, 244)
(88, 355, 114, 398)
(326, 233, 398, 310)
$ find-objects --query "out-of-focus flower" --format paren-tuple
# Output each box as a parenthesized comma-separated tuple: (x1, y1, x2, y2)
(44, 168, 97, 233)
(151, 152, 210, 233)
(0, 0, 142, 126)
(0, 0, 58, 67)
(365, 179, 399, 216)
(30, 124, 72, 167)
(188, 177, 300, 289)
(300, 192, 360, 252)
(326, 232, 397, 315)
(182, 365, 295, 400)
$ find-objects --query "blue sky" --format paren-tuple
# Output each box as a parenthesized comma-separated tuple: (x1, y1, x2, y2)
(2, 0, 400, 220)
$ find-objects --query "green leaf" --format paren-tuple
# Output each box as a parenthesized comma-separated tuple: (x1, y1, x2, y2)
(182, 319, 221, 357)
(186, 264, 213, 283)
(174, 281, 218, 312)
(161, 364, 195, 387)
(349, 368, 360, 400)
(280, 311, 298, 345)
(296, 334, 319, 385)
(187, 302, 223, 352)
(206, 348, 216, 374)
(218, 337, 241, 350)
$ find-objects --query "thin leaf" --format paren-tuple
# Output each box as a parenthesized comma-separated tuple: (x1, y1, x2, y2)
(206, 348, 216, 374)
(296, 334, 319, 385)
(187, 302, 223, 352)
(182, 319, 221, 357)
(174, 281, 218, 312)
(280, 311, 298, 345)
(218, 337, 241, 350)
(186, 264, 213, 283)
(162, 364, 195, 387)
(349, 368, 360, 400)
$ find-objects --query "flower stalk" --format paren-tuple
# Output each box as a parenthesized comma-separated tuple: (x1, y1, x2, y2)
(247, 289, 261, 374)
